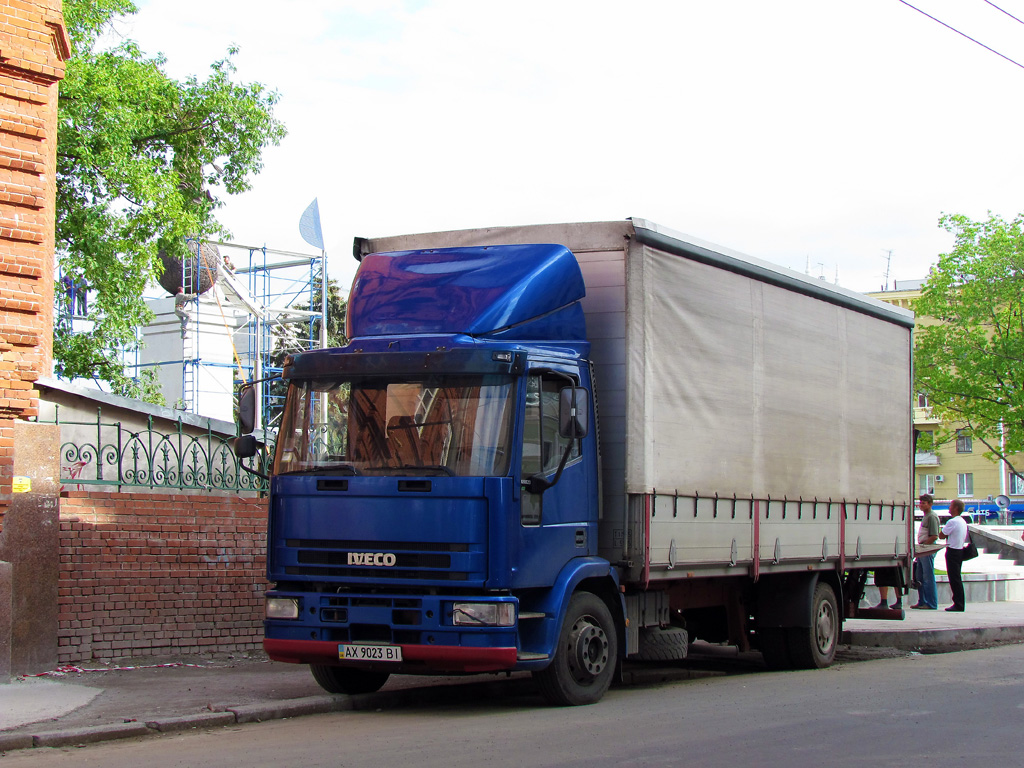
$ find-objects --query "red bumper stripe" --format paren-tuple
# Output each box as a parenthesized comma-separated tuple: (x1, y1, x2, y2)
(264, 639, 518, 673)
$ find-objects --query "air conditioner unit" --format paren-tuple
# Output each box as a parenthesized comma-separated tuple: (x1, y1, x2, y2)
(934, 475, 944, 483)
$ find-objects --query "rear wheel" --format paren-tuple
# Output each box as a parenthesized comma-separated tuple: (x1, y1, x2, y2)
(787, 582, 839, 669)
(534, 592, 618, 706)
(310, 665, 390, 695)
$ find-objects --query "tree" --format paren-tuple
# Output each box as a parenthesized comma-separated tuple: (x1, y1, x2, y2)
(914, 212, 1024, 477)
(54, 0, 286, 401)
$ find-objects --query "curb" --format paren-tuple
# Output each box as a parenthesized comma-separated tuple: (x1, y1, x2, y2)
(228, 694, 352, 724)
(146, 712, 237, 733)
(843, 624, 1024, 651)
(31, 721, 153, 748)
(0, 697, 346, 755)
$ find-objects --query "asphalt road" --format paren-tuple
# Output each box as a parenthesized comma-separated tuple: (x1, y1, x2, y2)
(4, 644, 1022, 768)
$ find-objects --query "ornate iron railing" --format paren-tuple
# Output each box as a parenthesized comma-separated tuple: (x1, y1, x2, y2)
(44, 408, 273, 493)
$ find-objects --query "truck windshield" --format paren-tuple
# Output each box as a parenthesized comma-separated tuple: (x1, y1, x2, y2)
(273, 374, 515, 477)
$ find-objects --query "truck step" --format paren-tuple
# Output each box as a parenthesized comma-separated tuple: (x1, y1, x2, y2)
(516, 651, 549, 661)
(518, 612, 546, 620)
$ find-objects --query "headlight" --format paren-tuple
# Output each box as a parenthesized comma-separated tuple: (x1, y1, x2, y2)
(266, 597, 300, 620)
(452, 602, 515, 627)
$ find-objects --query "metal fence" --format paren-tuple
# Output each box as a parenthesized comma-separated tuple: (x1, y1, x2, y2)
(44, 409, 273, 493)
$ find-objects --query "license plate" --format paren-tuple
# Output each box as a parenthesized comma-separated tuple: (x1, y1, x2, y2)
(338, 644, 403, 662)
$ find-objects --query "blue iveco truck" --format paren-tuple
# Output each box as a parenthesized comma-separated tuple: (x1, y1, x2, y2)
(236, 219, 916, 706)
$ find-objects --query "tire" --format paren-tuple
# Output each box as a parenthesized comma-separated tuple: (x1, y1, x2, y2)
(310, 665, 390, 695)
(635, 627, 689, 662)
(758, 627, 792, 670)
(787, 582, 839, 669)
(534, 592, 618, 706)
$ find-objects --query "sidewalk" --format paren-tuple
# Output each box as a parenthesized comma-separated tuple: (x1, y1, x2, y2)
(843, 597, 1024, 650)
(3, 601, 1024, 754)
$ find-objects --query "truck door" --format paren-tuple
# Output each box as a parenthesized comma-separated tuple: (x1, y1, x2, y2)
(515, 371, 590, 587)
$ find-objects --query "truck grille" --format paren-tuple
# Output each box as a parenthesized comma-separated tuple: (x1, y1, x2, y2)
(283, 539, 474, 581)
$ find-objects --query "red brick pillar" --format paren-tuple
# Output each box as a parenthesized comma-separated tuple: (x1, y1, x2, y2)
(0, 1, 68, 527)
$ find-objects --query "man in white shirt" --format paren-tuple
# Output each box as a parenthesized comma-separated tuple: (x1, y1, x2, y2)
(939, 499, 969, 612)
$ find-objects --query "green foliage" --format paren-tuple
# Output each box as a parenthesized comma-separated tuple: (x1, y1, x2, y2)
(915, 428, 936, 454)
(914, 212, 1024, 475)
(54, 0, 286, 402)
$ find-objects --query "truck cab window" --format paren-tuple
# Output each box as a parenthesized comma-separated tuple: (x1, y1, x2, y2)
(522, 374, 581, 478)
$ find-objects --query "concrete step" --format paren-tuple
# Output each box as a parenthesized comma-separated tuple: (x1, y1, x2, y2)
(971, 526, 1024, 567)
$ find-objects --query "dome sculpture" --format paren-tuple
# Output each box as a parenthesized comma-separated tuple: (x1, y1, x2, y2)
(158, 240, 222, 296)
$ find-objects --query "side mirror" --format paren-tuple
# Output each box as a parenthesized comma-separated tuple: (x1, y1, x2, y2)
(558, 387, 589, 439)
(235, 433, 260, 459)
(238, 384, 256, 435)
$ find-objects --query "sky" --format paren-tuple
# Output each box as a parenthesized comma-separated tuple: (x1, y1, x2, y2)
(119, 0, 1024, 296)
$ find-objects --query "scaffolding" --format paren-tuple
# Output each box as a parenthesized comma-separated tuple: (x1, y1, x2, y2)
(221, 240, 327, 431)
(54, 240, 327, 431)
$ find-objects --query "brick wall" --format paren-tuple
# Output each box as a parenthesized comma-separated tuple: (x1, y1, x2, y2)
(0, 1, 68, 523)
(58, 491, 269, 663)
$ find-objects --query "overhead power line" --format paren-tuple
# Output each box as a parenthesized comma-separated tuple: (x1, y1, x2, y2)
(897, 0, 1024, 71)
(983, 0, 1024, 27)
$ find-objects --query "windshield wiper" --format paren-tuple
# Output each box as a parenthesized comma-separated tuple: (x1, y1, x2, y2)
(305, 462, 360, 476)
(401, 464, 455, 477)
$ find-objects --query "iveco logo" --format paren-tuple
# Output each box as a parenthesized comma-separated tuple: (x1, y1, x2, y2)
(347, 552, 398, 567)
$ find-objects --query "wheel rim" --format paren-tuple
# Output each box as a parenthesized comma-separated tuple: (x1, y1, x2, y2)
(814, 597, 837, 655)
(569, 615, 610, 681)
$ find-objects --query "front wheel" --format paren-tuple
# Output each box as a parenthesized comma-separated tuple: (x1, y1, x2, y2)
(310, 665, 390, 695)
(534, 591, 618, 706)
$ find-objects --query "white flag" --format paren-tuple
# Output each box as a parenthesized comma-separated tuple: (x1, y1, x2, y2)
(299, 198, 324, 250)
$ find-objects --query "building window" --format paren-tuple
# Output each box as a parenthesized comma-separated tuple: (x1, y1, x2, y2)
(957, 473, 974, 497)
(955, 430, 972, 453)
(917, 392, 929, 408)
(1010, 473, 1024, 495)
